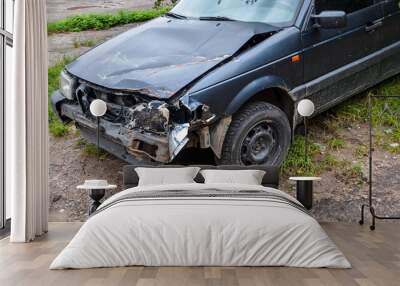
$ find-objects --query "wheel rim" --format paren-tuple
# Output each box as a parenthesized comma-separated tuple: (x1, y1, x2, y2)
(240, 121, 278, 165)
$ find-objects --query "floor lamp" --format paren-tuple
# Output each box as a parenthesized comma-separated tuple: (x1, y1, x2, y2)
(289, 99, 317, 210)
(89, 99, 107, 159)
(83, 99, 110, 215)
(297, 99, 315, 164)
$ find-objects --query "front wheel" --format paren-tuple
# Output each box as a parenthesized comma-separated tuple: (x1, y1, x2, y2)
(218, 102, 291, 166)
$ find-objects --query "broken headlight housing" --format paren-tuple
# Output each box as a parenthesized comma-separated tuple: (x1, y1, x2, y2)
(59, 70, 76, 100)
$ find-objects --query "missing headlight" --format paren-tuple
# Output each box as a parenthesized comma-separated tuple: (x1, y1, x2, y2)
(125, 100, 170, 134)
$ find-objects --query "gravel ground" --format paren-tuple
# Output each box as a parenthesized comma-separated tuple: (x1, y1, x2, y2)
(282, 125, 400, 224)
(49, 125, 400, 223)
(47, 8, 400, 223)
(48, 22, 140, 66)
(47, 0, 156, 22)
(49, 130, 125, 222)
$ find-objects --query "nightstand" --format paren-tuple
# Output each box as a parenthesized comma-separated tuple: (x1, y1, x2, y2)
(77, 180, 117, 215)
(289, 177, 321, 210)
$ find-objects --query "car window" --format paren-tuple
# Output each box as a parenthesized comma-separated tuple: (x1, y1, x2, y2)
(170, 0, 303, 27)
(315, 0, 377, 14)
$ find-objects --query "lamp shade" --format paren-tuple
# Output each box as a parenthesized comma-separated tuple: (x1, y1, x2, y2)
(90, 99, 107, 117)
(297, 99, 315, 117)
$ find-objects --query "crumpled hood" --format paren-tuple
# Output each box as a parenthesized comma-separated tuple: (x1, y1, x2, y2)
(67, 17, 278, 99)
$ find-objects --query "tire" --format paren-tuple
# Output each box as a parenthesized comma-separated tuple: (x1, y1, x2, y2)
(218, 101, 291, 166)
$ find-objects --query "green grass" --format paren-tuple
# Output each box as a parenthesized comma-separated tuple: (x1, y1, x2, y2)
(76, 138, 108, 159)
(282, 136, 366, 183)
(283, 74, 400, 178)
(326, 137, 346, 150)
(324, 75, 400, 152)
(154, 0, 178, 8)
(48, 56, 73, 137)
(75, 138, 86, 148)
(347, 163, 364, 181)
(354, 144, 368, 159)
(76, 138, 107, 158)
(47, 7, 170, 34)
(282, 136, 321, 176)
(330, 76, 400, 122)
(318, 153, 346, 171)
(73, 39, 97, 48)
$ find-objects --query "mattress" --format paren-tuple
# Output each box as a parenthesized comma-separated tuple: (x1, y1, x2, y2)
(50, 183, 351, 269)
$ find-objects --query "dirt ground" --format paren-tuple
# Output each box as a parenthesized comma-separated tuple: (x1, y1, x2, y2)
(282, 123, 400, 223)
(49, 130, 125, 221)
(47, 0, 155, 22)
(48, 22, 140, 66)
(47, 6, 400, 224)
(49, 121, 400, 224)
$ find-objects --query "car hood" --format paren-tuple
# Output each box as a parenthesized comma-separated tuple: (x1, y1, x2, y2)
(66, 17, 279, 99)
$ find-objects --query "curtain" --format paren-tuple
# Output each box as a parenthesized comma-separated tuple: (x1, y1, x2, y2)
(8, 0, 49, 242)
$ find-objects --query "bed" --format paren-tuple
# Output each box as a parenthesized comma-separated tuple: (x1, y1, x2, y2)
(50, 165, 351, 269)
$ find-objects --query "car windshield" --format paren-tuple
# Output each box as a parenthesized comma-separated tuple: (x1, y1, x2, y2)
(170, 0, 303, 27)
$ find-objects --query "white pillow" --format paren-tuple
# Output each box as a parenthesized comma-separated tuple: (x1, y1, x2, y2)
(200, 169, 266, 185)
(135, 167, 200, 186)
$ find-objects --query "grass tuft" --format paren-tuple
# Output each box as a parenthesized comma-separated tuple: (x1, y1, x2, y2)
(327, 137, 346, 150)
(76, 138, 108, 159)
(48, 56, 74, 137)
(47, 7, 170, 34)
(319, 153, 345, 171)
(82, 142, 108, 159)
(347, 163, 364, 180)
(354, 144, 368, 159)
(73, 39, 97, 48)
(282, 136, 320, 176)
(49, 121, 69, 137)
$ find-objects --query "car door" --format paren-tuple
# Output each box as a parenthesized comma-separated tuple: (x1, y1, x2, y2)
(379, 0, 400, 80)
(301, 0, 384, 112)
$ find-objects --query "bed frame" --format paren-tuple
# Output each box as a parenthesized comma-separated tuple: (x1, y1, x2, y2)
(123, 165, 280, 190)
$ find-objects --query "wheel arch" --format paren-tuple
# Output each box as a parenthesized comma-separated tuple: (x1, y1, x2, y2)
(224, 76, 296, 130)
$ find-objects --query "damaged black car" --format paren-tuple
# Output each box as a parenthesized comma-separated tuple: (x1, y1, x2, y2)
(52, 0, 400, 166)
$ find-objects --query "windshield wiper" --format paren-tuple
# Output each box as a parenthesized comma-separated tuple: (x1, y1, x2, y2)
(165, 12, 188, 20)
(199, 16, 236, 21)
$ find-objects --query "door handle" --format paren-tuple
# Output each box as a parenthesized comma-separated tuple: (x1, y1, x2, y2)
(365, 21, 383, 32)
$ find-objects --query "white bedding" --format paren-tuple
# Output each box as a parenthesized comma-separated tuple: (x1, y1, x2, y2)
(50, 183, 351, 269)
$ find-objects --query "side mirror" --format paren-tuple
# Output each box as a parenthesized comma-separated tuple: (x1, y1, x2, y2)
(312, 11, 347, 29)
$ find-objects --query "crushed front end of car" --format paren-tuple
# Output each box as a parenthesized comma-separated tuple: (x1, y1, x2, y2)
(51, 16, 279, 163)
(52, 74, 220, 163)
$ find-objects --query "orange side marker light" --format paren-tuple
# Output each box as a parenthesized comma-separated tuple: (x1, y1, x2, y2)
(292, 55, 301, 63)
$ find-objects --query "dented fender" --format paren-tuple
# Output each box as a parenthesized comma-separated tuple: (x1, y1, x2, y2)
(224, 75, 292, 115)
